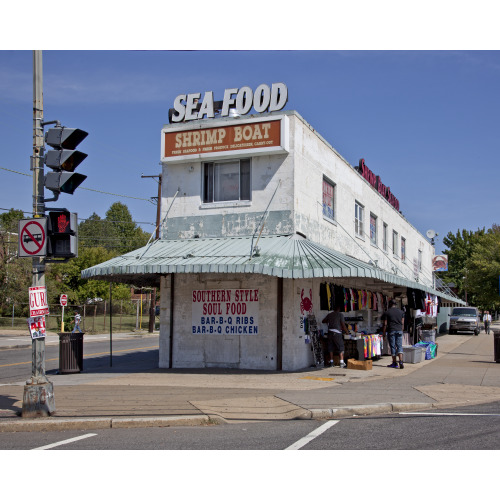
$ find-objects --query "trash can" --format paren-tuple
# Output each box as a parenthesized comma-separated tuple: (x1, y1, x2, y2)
(494, 332, 500, 363)
(58, 332, 84, 374)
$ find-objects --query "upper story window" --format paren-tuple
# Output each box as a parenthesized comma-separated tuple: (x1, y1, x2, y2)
(355, 201, 364, 238)
(322, 177, 335, 221)
(203, 159, 251, 203)
(401, 237, 406, 262)
(370, 213, 377, 245)
(382, 222, 388, 252)
(418, 249, 422, 271)
(392, 230, 399, 257)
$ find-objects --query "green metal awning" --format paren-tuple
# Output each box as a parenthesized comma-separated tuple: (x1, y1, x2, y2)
(80, 233, 462, 303)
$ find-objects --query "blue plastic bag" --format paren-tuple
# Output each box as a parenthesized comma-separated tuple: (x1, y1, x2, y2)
(414, 341, 437, 360)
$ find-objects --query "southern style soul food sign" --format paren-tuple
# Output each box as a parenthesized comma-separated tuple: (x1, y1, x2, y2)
(162, 83, 289, 161)
(192, 289, 259, 335)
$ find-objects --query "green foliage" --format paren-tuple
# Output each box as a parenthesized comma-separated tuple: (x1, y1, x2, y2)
(441, 225, 500, 310)
(46, 202, 150, 305)
(0, 209, 32, 313)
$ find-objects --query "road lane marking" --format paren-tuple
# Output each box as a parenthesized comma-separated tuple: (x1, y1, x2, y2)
(400, 412, 500, 417)
(32, 433, 97, 450)
(0, 345, 158, 368)
(285, 420, 340, 450)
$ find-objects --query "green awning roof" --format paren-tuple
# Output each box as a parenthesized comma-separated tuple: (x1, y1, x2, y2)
(81, 233, 463, 303)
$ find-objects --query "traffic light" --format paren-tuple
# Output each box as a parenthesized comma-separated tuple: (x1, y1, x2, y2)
(47, 211, 78, 258)
(44, 126, 88, 201)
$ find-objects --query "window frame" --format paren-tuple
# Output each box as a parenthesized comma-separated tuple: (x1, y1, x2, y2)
(202, 158, 251, 204)
(369, 212, 377, 246)
(382, 222, 388, 252)
(401, 237, 406, 262)
(322, 177, 336, 222)
(392, 230, 399, 257)
(355, 201, 364, 238)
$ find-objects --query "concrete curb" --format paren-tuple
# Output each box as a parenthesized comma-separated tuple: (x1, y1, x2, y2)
(0, 415, 216, 432)
(307, 402, 435, 419)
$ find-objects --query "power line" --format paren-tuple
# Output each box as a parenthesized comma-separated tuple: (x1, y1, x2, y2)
(0, 166, 154, 202)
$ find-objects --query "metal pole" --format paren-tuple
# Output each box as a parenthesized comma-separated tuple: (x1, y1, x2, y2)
(109, 282, 113, 367)
(22, 50, 55, 417)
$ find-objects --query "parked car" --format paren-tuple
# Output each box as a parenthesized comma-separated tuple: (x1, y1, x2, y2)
(449, 307, 480, 335)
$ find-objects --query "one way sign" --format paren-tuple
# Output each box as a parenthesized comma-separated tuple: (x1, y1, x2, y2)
(18, 218, 48, 257)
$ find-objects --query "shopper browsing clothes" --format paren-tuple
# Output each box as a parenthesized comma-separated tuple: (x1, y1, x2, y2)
(322, 306, 349, 368)
(483, 311, 492, 334)
(382, 300, 405, 369)
(72, 311, 83, 334)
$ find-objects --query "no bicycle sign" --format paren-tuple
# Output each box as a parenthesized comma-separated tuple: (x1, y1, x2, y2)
(18, 218, 47, 257)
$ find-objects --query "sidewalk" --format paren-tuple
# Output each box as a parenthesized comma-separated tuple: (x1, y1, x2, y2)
(1, 327, 499, 432)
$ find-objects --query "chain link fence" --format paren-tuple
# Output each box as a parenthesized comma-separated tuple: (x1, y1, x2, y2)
(0, 298, 158, 334)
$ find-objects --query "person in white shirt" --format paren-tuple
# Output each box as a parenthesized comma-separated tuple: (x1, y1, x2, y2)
(483, 311, 492, 335)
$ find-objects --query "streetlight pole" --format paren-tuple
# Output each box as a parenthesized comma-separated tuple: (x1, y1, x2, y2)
(22, 50, 56, 417)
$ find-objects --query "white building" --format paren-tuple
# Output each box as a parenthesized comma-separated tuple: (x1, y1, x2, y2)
(83, 92, 461, 371)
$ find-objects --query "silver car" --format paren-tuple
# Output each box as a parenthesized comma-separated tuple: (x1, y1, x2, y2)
(449, 307, 480, 335)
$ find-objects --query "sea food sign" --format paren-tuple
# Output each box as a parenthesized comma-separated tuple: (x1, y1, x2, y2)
(356, 159, 400, 211)
(171, 83, 288, 122)
(192, 289, 259, 335)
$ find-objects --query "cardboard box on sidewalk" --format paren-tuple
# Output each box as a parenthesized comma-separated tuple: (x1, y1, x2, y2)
(347, 358, 372, 370)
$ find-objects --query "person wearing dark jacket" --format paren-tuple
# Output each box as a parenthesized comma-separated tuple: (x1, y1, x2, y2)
(382, 300, 405, 369)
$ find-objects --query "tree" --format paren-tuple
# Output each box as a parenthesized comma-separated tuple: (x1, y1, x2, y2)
(0, 209, 32, 314)
(466, 227, 500, 311)
(46, 246, 131, 305)
(104, 202, 149, 254)
(440, 228, 486, 302)
(78, 213, 113, 251)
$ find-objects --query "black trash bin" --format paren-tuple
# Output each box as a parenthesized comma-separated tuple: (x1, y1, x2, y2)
(58, 332, 84, 374)
(494, 332, 500, 363)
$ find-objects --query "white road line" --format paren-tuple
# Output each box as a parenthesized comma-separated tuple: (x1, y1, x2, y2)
(285, 420, 340, 450)
(32, 433, 98, 450)
(400, 412, 500, 417)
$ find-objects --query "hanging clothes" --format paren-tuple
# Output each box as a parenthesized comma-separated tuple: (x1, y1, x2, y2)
(319, 283, 329, 310)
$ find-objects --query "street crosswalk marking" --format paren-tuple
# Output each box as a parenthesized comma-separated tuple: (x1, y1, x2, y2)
(285, 420, 340, 450)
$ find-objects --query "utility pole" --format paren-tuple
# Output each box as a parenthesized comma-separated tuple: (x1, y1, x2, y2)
(22, 50, 56, 417)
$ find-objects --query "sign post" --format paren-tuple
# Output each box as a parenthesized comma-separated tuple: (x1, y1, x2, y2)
(60, 294, 68, 332)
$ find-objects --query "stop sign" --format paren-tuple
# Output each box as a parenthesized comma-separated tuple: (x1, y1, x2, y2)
(60, 294, 68, 307)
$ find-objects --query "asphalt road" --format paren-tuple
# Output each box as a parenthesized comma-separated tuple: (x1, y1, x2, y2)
(0, 334, 159, 384)
(1, 401, 499, 450)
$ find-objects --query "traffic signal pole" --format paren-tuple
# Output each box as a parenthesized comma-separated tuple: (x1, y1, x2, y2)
(22, 50, 56, 417)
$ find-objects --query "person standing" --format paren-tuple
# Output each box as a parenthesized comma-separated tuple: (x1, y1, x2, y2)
(382, 299, 405, 369)
(483, 311, 492, 334)
(322, 306, 349, 368)
(72, 311, 83, 334)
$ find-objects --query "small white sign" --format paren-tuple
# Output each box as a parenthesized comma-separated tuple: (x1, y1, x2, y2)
(27, 316, 46, 339)
(29, 286, 49, 317)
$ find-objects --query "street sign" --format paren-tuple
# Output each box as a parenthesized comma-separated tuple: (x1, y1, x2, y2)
(60, 294, 68, 307)
(29, 286, 49, 317)
(18, 218, 47, 257)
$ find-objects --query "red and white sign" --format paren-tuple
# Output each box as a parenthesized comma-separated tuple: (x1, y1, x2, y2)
(29, 286, 49, 317)
(192, 289, 259, 335)
(60, 294, 68, 307)
(27, 316, 46, 339)
(18, 218, 47, 257)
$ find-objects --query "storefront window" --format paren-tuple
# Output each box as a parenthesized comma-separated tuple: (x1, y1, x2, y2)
(401, 237, 406, 262)
(392, 230, 398, 257)
(355, 201, 364, 237)
(370, 213, 377, 245)
(203, 159, 251, 203)
(322, 178, 335, 221)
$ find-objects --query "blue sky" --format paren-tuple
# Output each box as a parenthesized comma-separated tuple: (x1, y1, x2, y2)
(1, 12, 500, 255)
